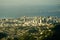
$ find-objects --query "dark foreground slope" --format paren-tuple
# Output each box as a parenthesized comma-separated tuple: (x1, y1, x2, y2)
(44, 24, 60, 40)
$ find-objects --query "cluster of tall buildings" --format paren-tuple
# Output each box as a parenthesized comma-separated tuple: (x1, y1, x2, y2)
(0, 16, 60, 27)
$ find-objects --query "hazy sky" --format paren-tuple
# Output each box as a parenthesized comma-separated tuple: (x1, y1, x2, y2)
(0, 0, 60, 6)
(0, 0, 60, 18)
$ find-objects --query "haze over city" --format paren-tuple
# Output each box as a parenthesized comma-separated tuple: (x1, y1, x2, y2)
(0, 0, 60, 40)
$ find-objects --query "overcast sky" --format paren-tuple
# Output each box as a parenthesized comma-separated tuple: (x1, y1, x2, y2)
(0, 0, 60, 6)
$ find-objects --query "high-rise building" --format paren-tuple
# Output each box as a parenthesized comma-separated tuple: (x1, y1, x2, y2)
(39, 17, 42, 24)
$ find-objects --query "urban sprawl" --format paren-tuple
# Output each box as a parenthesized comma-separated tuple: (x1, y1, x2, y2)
(0, 16, 60, 40)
